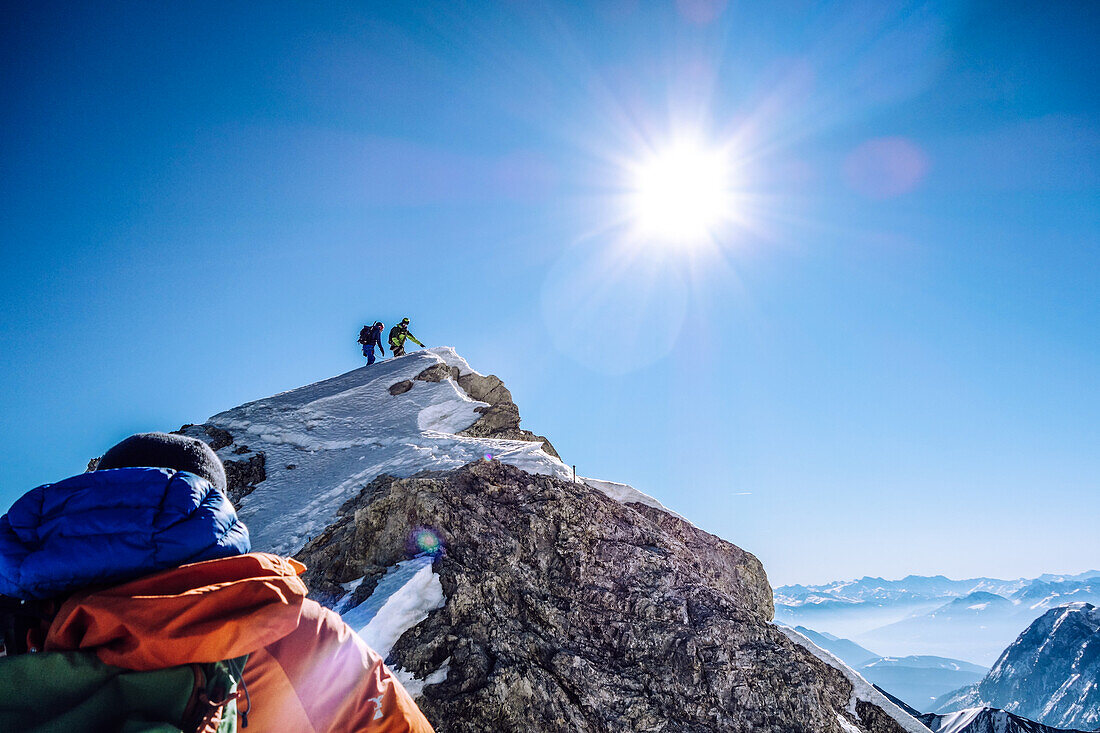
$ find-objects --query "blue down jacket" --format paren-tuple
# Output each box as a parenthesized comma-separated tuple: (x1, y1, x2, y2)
(0, 467, 250, 600)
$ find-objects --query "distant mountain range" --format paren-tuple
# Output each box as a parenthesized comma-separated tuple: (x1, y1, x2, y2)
(777, 574, 1050, 606)
(789, 626, 988, 710)
(774, 570, 1100, 665)
(792, 601, 1100, 732)
(932, 603, 1100, 730)
(860, 656, 988, 711)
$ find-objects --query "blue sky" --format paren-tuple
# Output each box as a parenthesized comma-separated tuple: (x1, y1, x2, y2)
(1, 0, 1097, 585)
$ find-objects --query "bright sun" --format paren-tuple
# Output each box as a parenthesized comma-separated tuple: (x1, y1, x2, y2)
(627, 142, 732, 245)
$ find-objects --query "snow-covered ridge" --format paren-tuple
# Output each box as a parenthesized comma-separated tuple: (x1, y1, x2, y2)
(189, 347, 670, 555)
(579, 475, 684, 519)
(920, 706, 1088, 733)
(774, 571, 1100, 608)
(925, 708, 987, 733)
(778, 626, 931, 733)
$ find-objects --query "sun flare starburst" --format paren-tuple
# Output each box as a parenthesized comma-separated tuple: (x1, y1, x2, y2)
(626, 141, 734, 245)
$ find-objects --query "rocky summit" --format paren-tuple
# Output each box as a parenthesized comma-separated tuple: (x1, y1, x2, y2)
(176, 347, 926, 732)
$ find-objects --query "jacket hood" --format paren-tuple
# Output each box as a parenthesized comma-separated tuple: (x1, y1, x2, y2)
(0, 467, 250, 600)
(46, 552, 308, 671)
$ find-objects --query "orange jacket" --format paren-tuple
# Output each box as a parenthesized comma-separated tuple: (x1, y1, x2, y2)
(44, 552, 434, 733)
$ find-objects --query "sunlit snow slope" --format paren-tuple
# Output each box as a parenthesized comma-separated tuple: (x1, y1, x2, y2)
(188, 347, 668, 555)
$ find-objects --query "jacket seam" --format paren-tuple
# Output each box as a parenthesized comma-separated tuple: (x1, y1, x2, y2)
(150, 470, 180, 569)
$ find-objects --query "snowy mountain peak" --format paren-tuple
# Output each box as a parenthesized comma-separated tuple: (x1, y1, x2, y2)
(920, 706, 1092, 733)
(933, 603, 1100, 730)
(938, 592, 1013, 615)
(179, 347, 668, 555)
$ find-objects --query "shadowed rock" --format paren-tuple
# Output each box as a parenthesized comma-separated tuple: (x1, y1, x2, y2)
(173, 424, 267, 505)
(389, 380, 414, 396)
(222, 451, 266, 504)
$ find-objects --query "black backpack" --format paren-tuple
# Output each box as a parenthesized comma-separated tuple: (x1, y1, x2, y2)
(358, 325, 371, 344)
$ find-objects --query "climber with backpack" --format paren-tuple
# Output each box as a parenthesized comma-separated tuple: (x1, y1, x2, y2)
(359, 321, 386, 365)
(0, 432, 433, 733)
(388, 318, 424, 357)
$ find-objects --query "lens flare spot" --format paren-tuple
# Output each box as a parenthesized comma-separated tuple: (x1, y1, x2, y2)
(843, 136, 929, 199)
(409, 527, 443, 556)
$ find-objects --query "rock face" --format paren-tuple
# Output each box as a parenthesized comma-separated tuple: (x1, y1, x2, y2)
(297, 461, 916, 733)
(933, 603, 1100, 730)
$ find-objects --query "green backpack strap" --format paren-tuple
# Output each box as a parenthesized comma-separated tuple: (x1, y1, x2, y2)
(184, 655, 249, 733)
(0, 651, 249, 733)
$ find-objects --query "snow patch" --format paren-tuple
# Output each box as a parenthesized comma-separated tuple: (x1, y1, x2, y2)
(416, 395, 487, 433)
(333, 576, 366, 613)
(338, 556, 451, 698)
(342, 555, 446, 660)
(836, 712, 864, 733)
(394, 658, 451, 699)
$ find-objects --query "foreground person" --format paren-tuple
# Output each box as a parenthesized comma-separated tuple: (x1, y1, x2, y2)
(0, 432, 433, 733)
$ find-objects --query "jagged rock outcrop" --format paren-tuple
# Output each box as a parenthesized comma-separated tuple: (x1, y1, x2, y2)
(414, 365, 560, 460)
(197, 425, 233, 451)
(297, 461, 916, 732)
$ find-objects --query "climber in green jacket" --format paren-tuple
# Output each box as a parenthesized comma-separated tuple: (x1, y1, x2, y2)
(388, 318, 425, 357)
